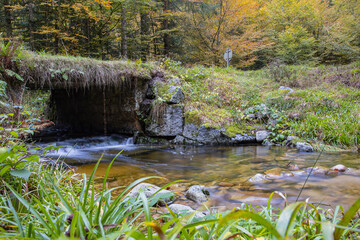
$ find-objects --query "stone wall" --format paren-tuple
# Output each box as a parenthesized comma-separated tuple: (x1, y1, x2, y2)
(47, 74, 186, 138)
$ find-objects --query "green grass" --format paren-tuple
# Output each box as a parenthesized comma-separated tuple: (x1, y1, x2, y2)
(163, 59, 360, 150)
(21, 51, 160, 90)
(1, 146, 360, 239)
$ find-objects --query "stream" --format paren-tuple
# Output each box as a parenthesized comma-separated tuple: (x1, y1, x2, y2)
(39, 134, 360, 210)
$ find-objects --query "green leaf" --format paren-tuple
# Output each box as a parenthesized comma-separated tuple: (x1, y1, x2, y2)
(9, 131, 19, 138)
(0, 165, 11, 177)
(216, 210, 283, 240)
(5, 183, 52, 234)
(140, 191, 152, 240)
(62, 74, 68, 80)
(334, 197, 360, 240)
(9, 169, 31, 181)
(4, 69, 23, 81)
(6, 194, 25, 237)
(322, 222, 335, 240)
(276, 202, 305, 238)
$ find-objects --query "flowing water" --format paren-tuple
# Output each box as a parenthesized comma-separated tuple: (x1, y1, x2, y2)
(39, 134, 360, 210)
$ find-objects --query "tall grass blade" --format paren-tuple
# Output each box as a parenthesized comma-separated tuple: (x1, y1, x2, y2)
(83, 154, 103, 208)
(334, 197, 360, 240)
(322, 222, 335, 240)
(216, 209, 283, 240)
(139, 191, 152, 240)
(52, 183, 73, 214)
(102, 176, 160, 221)
(6, 194, 24, 237)
(5, 183, 52, 236)
(276, 202, 305, 237)
(70, 211, 79, 238)
(145, 222, 167, 240)
(103, 151, 121, 190)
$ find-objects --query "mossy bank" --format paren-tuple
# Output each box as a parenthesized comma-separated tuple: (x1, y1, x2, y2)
(10, 53, 360, 151)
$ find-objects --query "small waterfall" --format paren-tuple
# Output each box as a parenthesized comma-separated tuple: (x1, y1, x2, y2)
(125, 137, 134, 145)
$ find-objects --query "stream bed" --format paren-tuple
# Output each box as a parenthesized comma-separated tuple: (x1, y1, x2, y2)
(39, 134, 360, 210)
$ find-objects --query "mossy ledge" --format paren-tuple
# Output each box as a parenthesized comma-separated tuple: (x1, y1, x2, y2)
(21, 52, 162, 90)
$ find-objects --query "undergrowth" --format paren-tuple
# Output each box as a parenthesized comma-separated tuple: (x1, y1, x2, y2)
(163, 59, 360, 150)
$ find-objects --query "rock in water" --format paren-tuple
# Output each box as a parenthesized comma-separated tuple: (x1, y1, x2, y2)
(306, 166, 328, 175)
(331, 164, 347, 172)
(169, 204, 205, 218)
(126, 183, 174, 204)
(248, 174, 270, 184)
(256, 131, 269, 142)
(232, 134, 257, 144)
(296, 142, 314, 152)
(185, 185, 210, 203)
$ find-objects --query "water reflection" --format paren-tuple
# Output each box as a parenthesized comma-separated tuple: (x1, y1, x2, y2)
(41, 135, 360, 209)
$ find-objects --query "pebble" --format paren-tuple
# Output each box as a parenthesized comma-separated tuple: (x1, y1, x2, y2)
(331, 164, 347, 172)
(248, 174, 270, 184)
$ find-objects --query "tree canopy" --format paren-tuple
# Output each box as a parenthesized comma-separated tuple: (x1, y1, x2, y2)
(1, 0, 359, 67)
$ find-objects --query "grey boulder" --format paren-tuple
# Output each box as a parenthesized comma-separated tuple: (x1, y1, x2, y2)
(296, 142, 314, 152)
(169, 204, 205, 218)
(232, 134, 257, 144)
(126, 183, 174, 204)
(185, 185, 210, 203)
(146, 105, 184, 137)
(256, 131, 269, 142)
(166, 86, 184, 104)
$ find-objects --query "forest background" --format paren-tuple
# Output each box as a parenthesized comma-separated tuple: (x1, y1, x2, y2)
(1, 0, 359, 67)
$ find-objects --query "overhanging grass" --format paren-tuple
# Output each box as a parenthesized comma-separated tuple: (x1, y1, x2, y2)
(20, 52, 162, 90)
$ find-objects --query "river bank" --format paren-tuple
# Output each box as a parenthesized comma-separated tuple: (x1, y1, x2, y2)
(14, 53, 359, 151)
(1, 142, 360, 239)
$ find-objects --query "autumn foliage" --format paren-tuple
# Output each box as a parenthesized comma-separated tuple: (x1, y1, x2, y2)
(0, 0, 359, 67)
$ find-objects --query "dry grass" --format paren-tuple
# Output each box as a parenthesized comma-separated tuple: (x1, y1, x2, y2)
(21, 52, 162, 90)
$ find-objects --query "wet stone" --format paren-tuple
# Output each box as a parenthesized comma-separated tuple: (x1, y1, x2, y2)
(264, 168, 283, 178)
(256, 131, 269, 142)
(345, 168, 360, 175)
(168, 204, 205, 218)
(185, 185, 210, 203)
(218, 182, 235, 187)
(126, 183, 174, 204)
(296, 142, 314, 152)
(306, 166, 328, 175)
(281, 171, 294, 177)
(248, 174, 270, 184)
(331, 164, 347, 172)
(326, 170, 339, 177)
(291, 170, 307, 176)
(288, 164, 300, 171)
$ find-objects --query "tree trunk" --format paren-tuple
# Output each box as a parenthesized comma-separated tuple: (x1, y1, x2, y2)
(3, 0, 13, 38)
(28, 2, 35, 50)
(140, 12, 150, 61)
(121, 6, 128, 58)
(163, 0, 170, 57)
